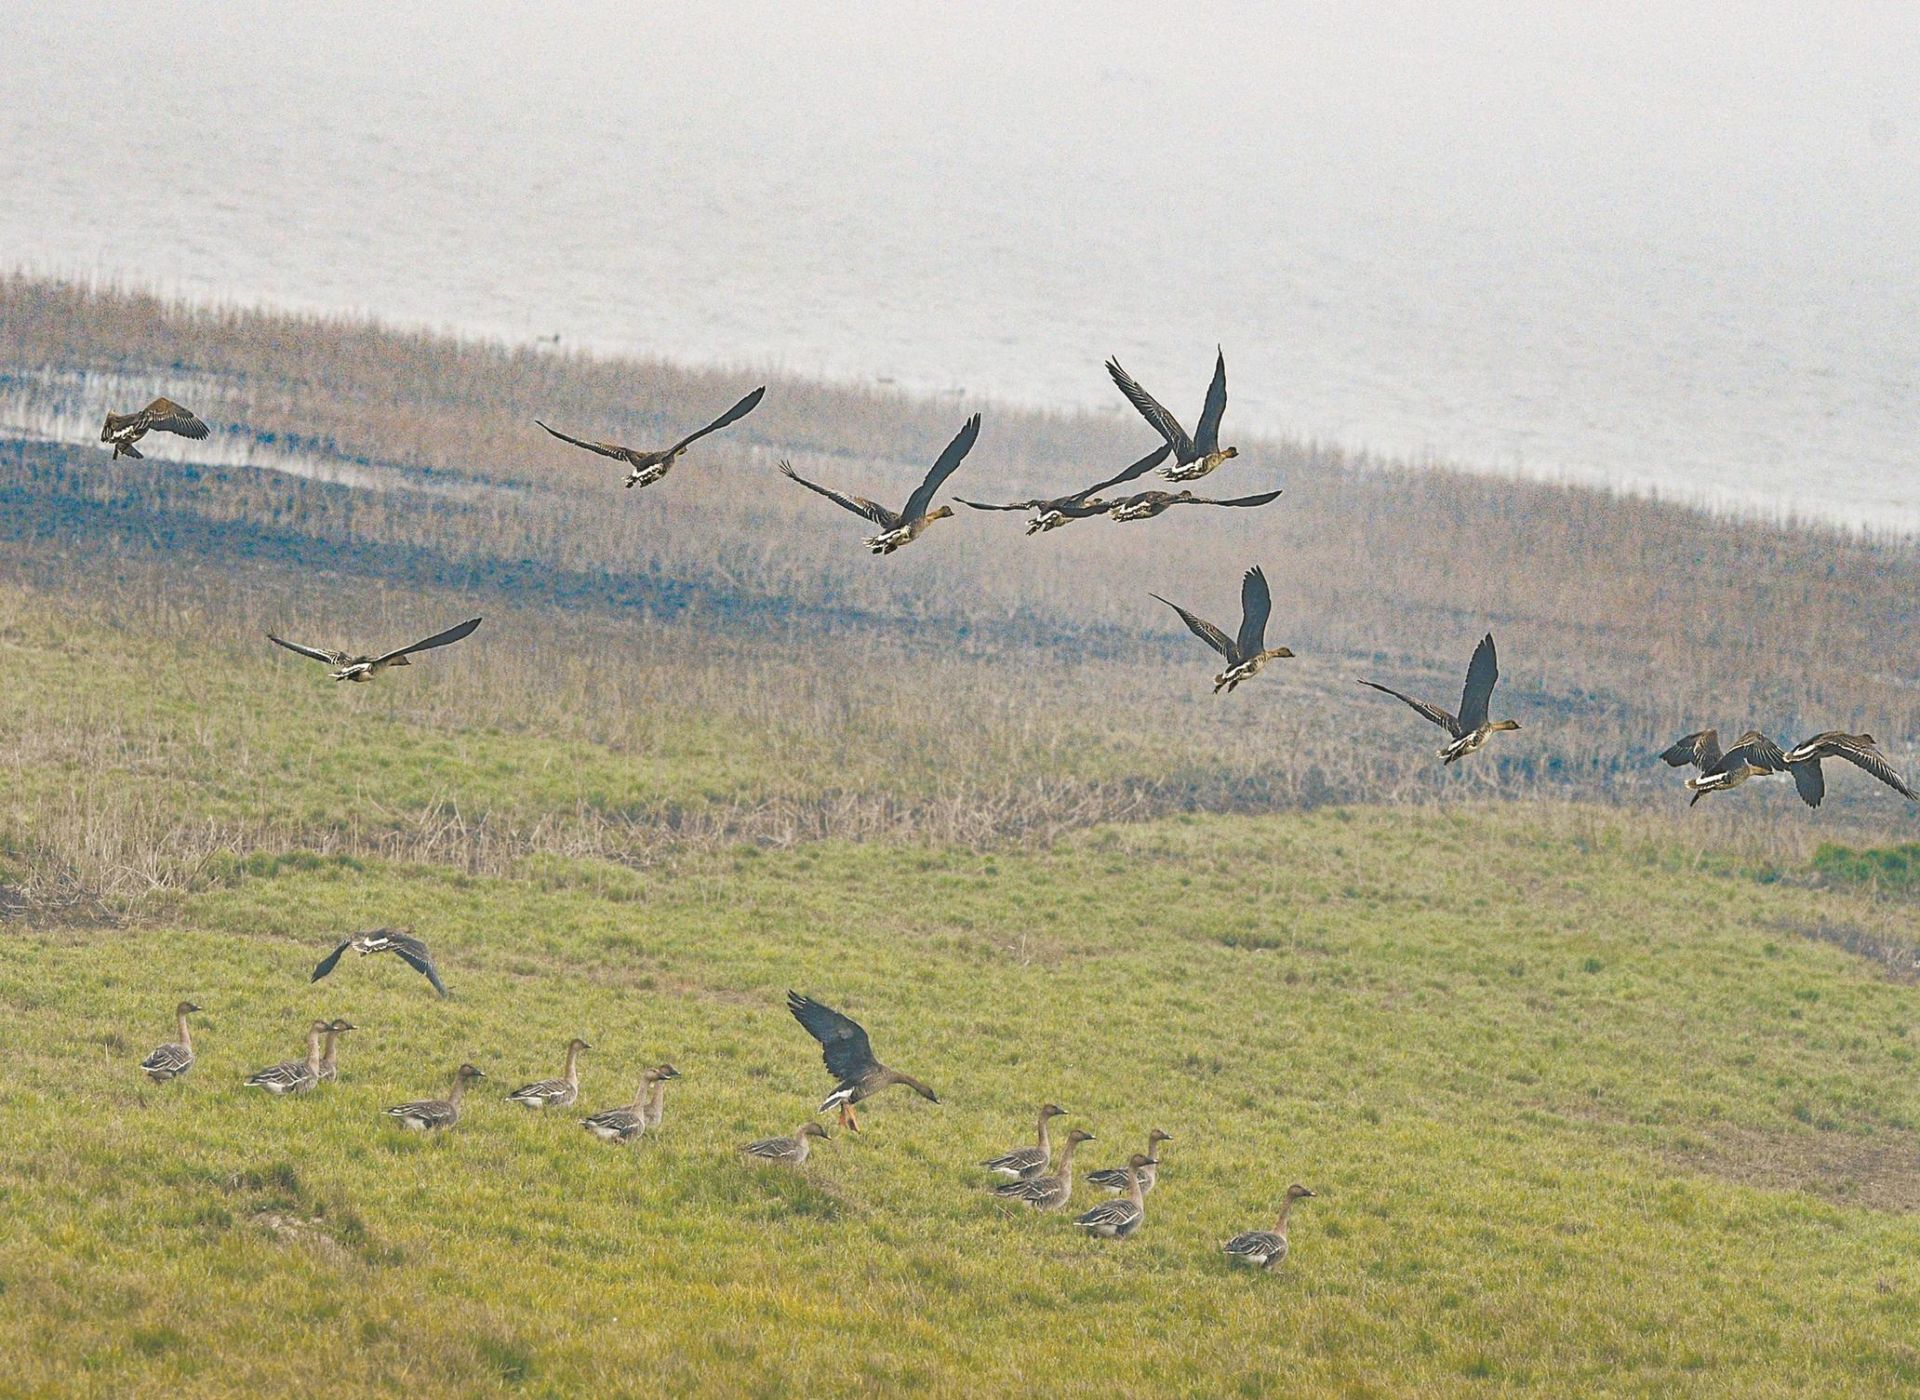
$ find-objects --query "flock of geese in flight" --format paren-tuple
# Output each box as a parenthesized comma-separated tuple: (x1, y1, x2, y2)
(102, 343, 1913, 1274)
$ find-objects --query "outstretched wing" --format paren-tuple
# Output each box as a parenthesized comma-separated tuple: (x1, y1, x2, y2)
(1457, 633, 1499, 733)
(373, 616, 482, 667)
(953, 497, 1039, 512)
(1192, 349, 1229, 456)
(1193, 489, 1283, 509)
(1660, 729, 1722, 772)
(1150, 593, 1235, 662)
(311, 939, 353, 983)
(268, 634, 347, 666)
(535, 420, 633, 461)
(1067, 442, 1175, 502)
(139, 398, 210, 439)
(1787, 759, 1827, 809)
(665, 385, 766, 456)
(902, 414, 982, 522)
(1105, 359, 1196, 460)
(1235, 566, 1271, 661)
(787, 991, 877, 1084)
(1717, 730, 1787, 777)
(1359, 679, 1460, 737)
(393, 938, 450, 998)
(1794, 733, 1916, 801)
(778, 461, 897, 526)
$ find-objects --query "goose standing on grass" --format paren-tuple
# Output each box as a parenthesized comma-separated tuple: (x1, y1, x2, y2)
(1074, 1154, 1152, 1239)
(245, 1020, 331, 1096)
(536, 385, 766, 490)
(1087, 1129, 1172, 1195)
(1360, 632, 1520, 765)
(641, 1062, 680, 1135)
(140, 1000, 202, 1083)
(268, 617, 482, 684)
(311, 927, 450, 998)
(100, 397, 208, 460)
(1153, 567, 1294, 693)
(508, 1038, 591, 1110)
(1107, 487, 1283, 523)
(581, 1064, 679, 1145)
(317, 1019, 355, 1083)
(1660, 729, 1788, 806)
(787, 991, 940, 1132)
(741, 1121, 830, 1167)
(994, 1128, 1095, 1211)
(954, 442, 1172, 534)
(385, 1063, 485, 1132)
(1780, 732, 1918, 808)
(1106, 349, 1239, 482)
(982, 1104, 1069, 1180)
(777, 413, 981, 554)
(1223, 1183, 1317, 1270)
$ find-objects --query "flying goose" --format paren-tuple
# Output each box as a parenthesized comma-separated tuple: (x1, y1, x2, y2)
(536, 385, 766, 490)
(1073, 1154, 1151, 1239)
(100, 397, 209, 460)
(311, 927, 449, 998)
(981, 1103, 1069, 1180)
(1152, 567, 1294, 693)
(268, 617, 482, 683)
(741, 1120, 830, 1167)
(1660, 729, 1789, 806)
(1780, 732, 1917, 808)
(954, 443, 1172, 534)
(1107, 487, 1282, 523)
(1087, 1129, 1172, 1195)
(385, 1063, 485, 1132)
(1106, 349, 1239, 481)
(140, 1000, 202, 1083)
(1223, 1183, 1317, 1270)
(993, 1127, 1094, 1211)
(244, 1020, 331, 1096)
(317, 1019, 356, 1083)
(507, 1038, 591, 1109)
(1360, 632, 1520, 764)
(581, 1064, 680, 1145)
(787, 991, 940, 1132)
(777, 413, 981, 554)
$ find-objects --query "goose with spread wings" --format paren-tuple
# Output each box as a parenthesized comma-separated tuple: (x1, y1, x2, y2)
(786, 991, 938, 1132)
(1664, 728, 1916, 808)
(536, 385, 765, 490)
(1780, 732, 1918, 808)
(955, 442, 1172, 534)
(1108, 487, 1282, 523)
(267, 616, 481, 683)
(101, 397, 209, 460)
(778, 413, 980, 554)
(311, 927, 449, 998)
(1152, 566, 1294, 693)
(1106, 348, 1238, 482)
(1360, 632, 1521, 764)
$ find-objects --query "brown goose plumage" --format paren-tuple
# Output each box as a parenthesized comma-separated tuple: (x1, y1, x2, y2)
(1107, 487, 1282, 523)
(778, 414, 980, 554)
(1361, 632, 1521, 764)
(100, 397, 208, 460)
(1106, 349, 1239, 481)
(787, 991, 939, 1132)
(1153, 567, 1294, 693)
(536, 386, 765, 490)
(955, 442, 1172, 534)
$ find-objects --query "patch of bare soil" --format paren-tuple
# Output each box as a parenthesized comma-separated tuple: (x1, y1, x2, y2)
(1765, 915, 1919, 984)
(1664, 1124, 1920, 1215)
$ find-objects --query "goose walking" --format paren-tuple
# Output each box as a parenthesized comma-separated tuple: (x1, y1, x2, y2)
(787, 991, 939, 1132)
(139, 1000, 202, 1083)
(1073, 1154, 1151, 1239)
(581, 1065, 680, 1145)
(981, 1104, 1069, 1180)
(741, 1121, 830, 1167)
(994, 1128, 1094, 1211)
(508, 1038, 591, 1110)
(1106, 349, 1239, 481)
(1108, 487, 1282, 523)
(311, 927, 449, 997)
(317, 1019, 356, 1083)
(269, 617, 482, 684)
(1153, 567, 1293, 693)
(536, 385, 766, 490)
(955, 443, 1172, 534)
(1361, 632, 1520, 764)
(777, 414, 980, 554)
(385, 1063, 485, 1132)
(101, 397, 208, 460)
(245, 1020, 330, 1096)
(1087, 1129, 1172, 1195)
(1223, 1183, 1317, 1270)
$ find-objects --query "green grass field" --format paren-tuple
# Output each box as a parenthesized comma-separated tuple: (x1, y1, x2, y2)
(6, 806, 1920, 1397)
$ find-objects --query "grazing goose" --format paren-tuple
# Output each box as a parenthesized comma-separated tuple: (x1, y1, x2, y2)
(742, 1121, 830, 1167)
(100, 397, 209, 460)
(1660, 729, 1789, 806)
(245, 1020, 331, 1096)
(1107, 487, 1282, 523)
(1361, 632, 1520, 764)
(954, 443, 1172, 534)
(268, 617, 482, 684)
(1153, 567, 1294, 693)
(317, 1019, 356, 1083)
(581, 1064, 680, 1145)
(1074, 1154, 1151, 1239)
(508, 1038, 591, 1109)
(1223, 1183, 1317, 1270)
(994, 1128, 1094, 1211)
(536, 385, 766, 490)
(311, 927, 449, 998)
(1106, 349, 1239, 481)
(1780, 732, 1918, 808)
(1087, 1129, 1172, 1195)
(385, 1063, 485, 1132)
(787, 991, 940, 1132)
(641, 1062, 680, 1134)
(777, 413, 980, 554)
(140, 1000, 202, 1083)
(981, 1104, 1069, 1180)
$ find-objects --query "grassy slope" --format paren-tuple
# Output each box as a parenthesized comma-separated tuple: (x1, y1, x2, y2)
(5, 809, 1919, 1397)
